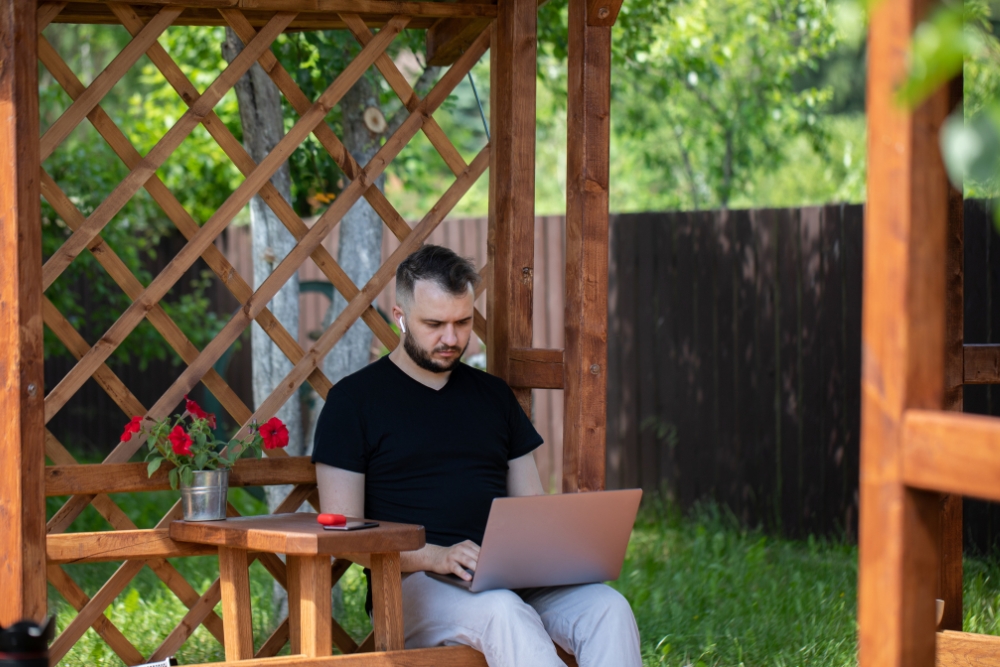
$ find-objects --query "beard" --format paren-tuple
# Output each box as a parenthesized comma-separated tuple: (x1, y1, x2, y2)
(403, 333, 468, 373)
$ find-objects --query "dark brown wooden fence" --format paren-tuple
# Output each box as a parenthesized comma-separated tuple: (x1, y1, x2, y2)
(606, 201, 1000, 546)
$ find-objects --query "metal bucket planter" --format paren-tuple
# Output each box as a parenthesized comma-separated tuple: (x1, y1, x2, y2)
(180, 469, 229, 521)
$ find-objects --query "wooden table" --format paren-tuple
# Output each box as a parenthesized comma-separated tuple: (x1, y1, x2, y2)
(170, 513, 425, 660)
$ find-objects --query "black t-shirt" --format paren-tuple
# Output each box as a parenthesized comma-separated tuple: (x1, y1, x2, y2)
(311, 356, 543, 547)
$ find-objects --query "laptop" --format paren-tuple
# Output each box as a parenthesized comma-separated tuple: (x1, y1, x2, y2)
(426, 489, 642, 593)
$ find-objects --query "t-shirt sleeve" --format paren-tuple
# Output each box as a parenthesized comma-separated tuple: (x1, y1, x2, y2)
(311, 387, 368, 473)
(506, 386, 544, 460)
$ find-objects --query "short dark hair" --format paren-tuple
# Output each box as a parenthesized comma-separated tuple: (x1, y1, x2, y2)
(396, 244, 481, 306)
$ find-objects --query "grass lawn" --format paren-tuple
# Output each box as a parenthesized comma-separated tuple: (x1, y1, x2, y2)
(49, 493, 1000, 666)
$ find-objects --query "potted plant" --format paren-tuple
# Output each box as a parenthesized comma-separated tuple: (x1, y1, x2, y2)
(120, 396, 289, 521)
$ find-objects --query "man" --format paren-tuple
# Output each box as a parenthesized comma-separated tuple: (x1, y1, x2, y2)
(312, 245, 642, 667)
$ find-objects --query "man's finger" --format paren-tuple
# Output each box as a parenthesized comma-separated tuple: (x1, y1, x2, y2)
(452, 563, 473, 580)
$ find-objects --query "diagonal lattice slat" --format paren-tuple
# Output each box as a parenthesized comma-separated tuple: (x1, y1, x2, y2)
(36, 28, 336, 407)
(40, 6, 497, 662)
(46, 13, 409, 538)
(108, 3, 399, 357)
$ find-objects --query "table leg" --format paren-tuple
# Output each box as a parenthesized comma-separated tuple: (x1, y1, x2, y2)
(370, 552, 404, 651)
(287, 554, 332, 657)
(218, 547, 254, 661)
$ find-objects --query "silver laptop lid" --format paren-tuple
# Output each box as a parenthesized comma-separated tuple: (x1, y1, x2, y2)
(469, 489, 642, 593)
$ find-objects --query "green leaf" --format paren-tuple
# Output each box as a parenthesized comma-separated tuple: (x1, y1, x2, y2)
(181, 467, 194, 488)
(195, 451, 208, 471)
(168, 468, 179, 490)
(147, 458, 163, 478)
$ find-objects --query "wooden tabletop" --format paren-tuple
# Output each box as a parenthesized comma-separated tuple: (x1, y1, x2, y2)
(169, 513, 425, 555)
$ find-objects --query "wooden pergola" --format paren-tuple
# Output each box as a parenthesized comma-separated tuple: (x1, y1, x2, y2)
(861, 0, 1000, 665)
(0, 0, 618, 664)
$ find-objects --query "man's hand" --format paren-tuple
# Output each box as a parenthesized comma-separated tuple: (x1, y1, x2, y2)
(429, 540, 480, 581)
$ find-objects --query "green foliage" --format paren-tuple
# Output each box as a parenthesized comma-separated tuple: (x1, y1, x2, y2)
(899, 0, 1000, 224)
(615, 0, 838, 209)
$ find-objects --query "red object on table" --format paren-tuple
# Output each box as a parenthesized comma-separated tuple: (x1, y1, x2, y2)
(317, 513, 346, 526)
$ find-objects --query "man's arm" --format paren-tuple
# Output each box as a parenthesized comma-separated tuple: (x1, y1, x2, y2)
(315, 462, 481, 580)
(507, 452, 545, 497)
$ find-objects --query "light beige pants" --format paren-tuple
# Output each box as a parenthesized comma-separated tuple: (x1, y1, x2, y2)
(400, 572, 643, 667)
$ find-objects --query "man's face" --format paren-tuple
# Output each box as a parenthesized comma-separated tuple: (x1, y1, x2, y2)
(399, 280, 475, 373)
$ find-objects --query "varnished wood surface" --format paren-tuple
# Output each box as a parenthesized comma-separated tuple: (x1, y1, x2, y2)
(937, 631, 1000, 666)
(197, 646, 491, 666)
(487, 0, 537, 417)
(370, 553, 405, 651)
(508, 347, 564, 389)
(220, 547, 255, 660)
(964, 345, 1000, 384)
(0, 0, 46, 626)
(47, 528, 217, 564)
(902, 410, 1000, 503)
(171, 513, 425, 555)
(287, 555, 333, 656)
(561, 0, 610, 492)
(46, 456, 316, 496)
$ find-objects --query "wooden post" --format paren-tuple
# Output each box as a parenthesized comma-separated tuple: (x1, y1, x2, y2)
(0, 0, 46, 627)
(487, 0, 536, 417)
(218, 547, 255, 661)
(858, 0, 952, 662)
(562, 0, 614, 492)
(369, 552, 404, 652)
(938, 73, 965, 633)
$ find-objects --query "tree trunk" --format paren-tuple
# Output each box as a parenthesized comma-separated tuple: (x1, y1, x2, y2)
(223, 28, 305, 619)
(321, 74, 386, 387)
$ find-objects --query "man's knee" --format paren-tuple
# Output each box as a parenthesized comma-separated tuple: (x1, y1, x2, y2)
(577, 585, 637, 632)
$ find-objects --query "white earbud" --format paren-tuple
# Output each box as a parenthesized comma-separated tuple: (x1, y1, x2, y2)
(399, 316, 406, 333)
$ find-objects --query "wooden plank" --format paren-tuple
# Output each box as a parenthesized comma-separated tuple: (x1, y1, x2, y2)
(74, 0, 498, 17)
(612, 216, 639, 491)
(370, 552, 405, 651)
(47, 529, 217, 564)
(859, 0, 953, 659)
(150, 578, 224, 662)
(257, 618, 290, 659)
(426, 12, 494, 66)
(562, 0, 610, 492)
(0, 0, 46, 627)
(715, 210, 740, 514)
(487, 0, 536, 418)
(288, 555, 332, 656)
(585, 0, 622, 26)
(940, 74, 965, 631)
(196, 645, 491, 666)
(937, 630, 1000, 666)
(508, 348, 564, 388)
(170, 513, 425, 555)
(220, 547, 255, 661)
(777, 208, 801, 533)
(46, 456, 316, 496)
(635, 215, 659, 495)
(965, 345, 1000, 383)
(732, 209, 756, 520)
(46, 564, 146, 664)
(903, 410, 1000, 502)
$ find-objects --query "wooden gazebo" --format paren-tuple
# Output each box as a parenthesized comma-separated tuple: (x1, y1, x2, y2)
(860, 0, 1000, 664)
(0, 0, 619, 664)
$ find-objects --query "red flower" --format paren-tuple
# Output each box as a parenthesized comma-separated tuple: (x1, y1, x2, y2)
(169, 425, 193, 457)
(185, 395, 216, 429)
(259, 417, 289, 450)
(120, 416, 143, 442)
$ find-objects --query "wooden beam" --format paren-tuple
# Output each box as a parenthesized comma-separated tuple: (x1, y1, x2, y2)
(47, 529, 218, 564)
(585, 0, 622, 26)
(487, 0, 536, 417)
(937, 631, 1000, 666)
(858, 0, 952, 662)
(902, 410, 1000, 503)
(46, 456, 316, 496)
(195, 646, 491, 666)
(425, 0, 493, 67)
(561, 0, 610, 493)
(0, 0, 46, 627)
(220, 547, 255, 661)
(964, 344, 1000, 384)
(938, 70, 965, 633)
(508, 348, 564, 389)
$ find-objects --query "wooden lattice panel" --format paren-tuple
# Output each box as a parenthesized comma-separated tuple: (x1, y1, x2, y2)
(37, 2, 493, 662)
